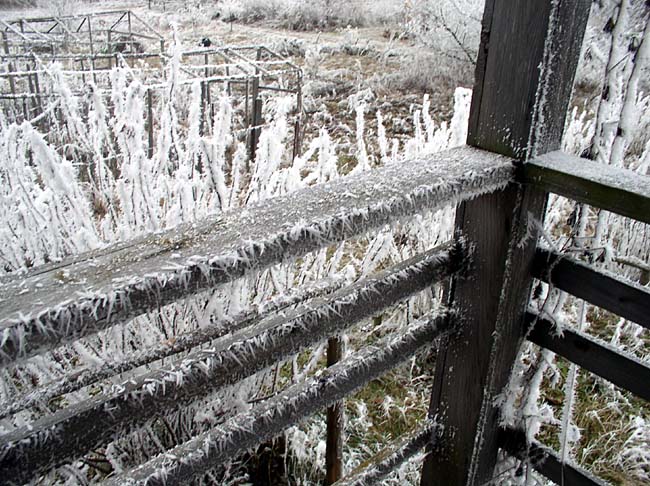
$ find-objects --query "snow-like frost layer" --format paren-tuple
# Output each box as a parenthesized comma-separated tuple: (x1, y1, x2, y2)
(532, 150, 650, 206)
(0, 276, 346, 420)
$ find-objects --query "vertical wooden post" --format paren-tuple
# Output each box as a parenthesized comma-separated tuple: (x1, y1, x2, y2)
(419, 2, 590, 486)
(80, 58, 86, 84)
(292, 71, 303, 161)
(32, 58, 42, 122)
(107, 30, 112, 68)
(2, 31, 17, 118)
(249, 49, 262, 162)
(225, 66, 232, 96)
(245, 79, 250, 123)
(1, 30, 10, 56)
(199, 80, 206, 136)
(7, 24, 24, 120)
(249, 96, 262, 162)
(325, 336, 345, 485)
(87, 17, 98, 84)
(87, 16, 94, 55)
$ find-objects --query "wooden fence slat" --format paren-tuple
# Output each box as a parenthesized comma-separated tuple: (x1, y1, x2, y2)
(526, 312, 650, 402)
(499, 427, 609, 486)
(105, 313, 455, 486)
(420, 2, 590, 485)
(333, 422, 439, 486)
(0, 244, 464, 485)
(0, 277, 346, 420)
(0, 146, 513, 368)
(533, 248, 650, 330)
(524, 151, 650, 225)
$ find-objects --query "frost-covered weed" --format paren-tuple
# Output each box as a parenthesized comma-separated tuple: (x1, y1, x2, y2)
(0, 37, 473, 481)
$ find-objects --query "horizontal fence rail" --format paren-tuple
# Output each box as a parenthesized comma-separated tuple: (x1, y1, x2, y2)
(0, 276, 346, 420)
(517, 147, 650, 486)
(533, 248, 650, 330)
(522, 151, 650, 225)
(526, 312, 650, 402)
(0, 146, 513, 368)
(499, 427, 607, 486)
(333, 423, 439, 486)
(0, 243, 465, 484)
(104, 312, 455, 486)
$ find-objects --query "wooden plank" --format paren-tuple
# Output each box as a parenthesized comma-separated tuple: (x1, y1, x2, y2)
(0, 244, 464, 485)
(533, 248, 650, 330)
(526, 312, 650, 402)
(0, 146, 513, 368)
(0, 277, 345, 420)
(523, 151, 650, 225)
(420, 2, 590, 485)
(499, 427, 609, 486)
(333, 422, 439, 486)
(105, 313, 454, 486)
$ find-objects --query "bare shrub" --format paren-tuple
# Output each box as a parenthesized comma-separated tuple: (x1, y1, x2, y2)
(217, 0, 401, 31)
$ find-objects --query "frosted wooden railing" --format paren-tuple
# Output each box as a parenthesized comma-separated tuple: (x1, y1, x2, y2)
(0, 146, 512, 485)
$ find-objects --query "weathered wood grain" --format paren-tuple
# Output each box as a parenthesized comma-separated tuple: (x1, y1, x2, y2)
(523, 151, 650, 225)
(533, 248, 650, 330)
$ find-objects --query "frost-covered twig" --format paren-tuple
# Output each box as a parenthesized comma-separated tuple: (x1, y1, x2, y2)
(333, 420, 440, 486)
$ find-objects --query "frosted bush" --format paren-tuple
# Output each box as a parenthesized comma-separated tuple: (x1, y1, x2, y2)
(217, 0, 402, 30)
(0, 122, 98, 271)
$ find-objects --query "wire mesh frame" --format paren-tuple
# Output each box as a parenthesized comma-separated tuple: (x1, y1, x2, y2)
(0, 10, 165, 58)
(0, 45, 303, 166)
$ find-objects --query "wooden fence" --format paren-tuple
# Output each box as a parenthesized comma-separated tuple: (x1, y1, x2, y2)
(0, 1, 649, 485)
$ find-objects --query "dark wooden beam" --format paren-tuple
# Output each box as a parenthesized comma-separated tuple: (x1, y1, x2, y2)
(526, 312, 650, 402)
(420, 1, 590, 485)
(326, 336, 345, 485)
(499, 427, 608, 486)
(523, 151, 650, 226)
(533, 248, 650, 330)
